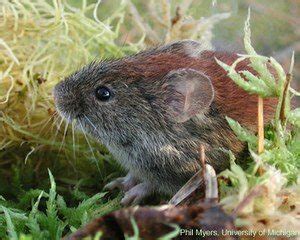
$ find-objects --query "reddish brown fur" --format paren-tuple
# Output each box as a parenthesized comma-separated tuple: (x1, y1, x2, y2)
(119, 50, 277, 130)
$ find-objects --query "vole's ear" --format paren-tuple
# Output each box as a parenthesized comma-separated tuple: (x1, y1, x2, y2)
(162, 68, 214, 123)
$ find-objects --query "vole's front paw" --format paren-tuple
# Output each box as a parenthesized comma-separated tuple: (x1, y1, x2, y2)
(104, 173, 137, 192)
(121, 182, 152, 206)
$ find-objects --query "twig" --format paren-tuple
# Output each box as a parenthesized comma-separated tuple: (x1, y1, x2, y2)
(257, 96, 264, 155)
(257, 96, 264, 175)
(165, 6, 184, 43)
(279, 52, 294, 124)
(171, 6, 182, 26)
(279, 74, 292, 124)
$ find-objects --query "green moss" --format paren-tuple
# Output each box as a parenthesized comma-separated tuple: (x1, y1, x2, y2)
(217, 10, 299, 228)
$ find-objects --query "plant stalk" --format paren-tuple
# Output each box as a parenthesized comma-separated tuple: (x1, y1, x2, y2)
(258, 96, 264, 154)
(279, 73, 292, 125)
(257, 96, 264, 176)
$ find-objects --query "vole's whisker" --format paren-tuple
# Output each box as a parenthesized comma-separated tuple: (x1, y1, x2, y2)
(38, 114, 55, 136)
(51, 114, 61, 130)
(83, 115, 106, 178)
(51, 112, 58, 118)
(59, 115, 70, 152)
(79, 118, 101, 176)
(84, 115, 99, 135)
(51, 117, 65, 148)
(71, 119, 76, 160)
(45, 114, 60, 138)
(55, 116, 65, 133)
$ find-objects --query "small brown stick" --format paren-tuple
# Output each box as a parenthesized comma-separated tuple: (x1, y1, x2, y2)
(279, 54, 293, 124)
(257, 96, 264, 175)
(171, 6, 182, 26)
(279, 73, 291, 123)
(257, 96, 264, 154)
(165, 6, 184, 43)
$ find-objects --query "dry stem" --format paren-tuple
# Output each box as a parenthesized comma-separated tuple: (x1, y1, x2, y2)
(257, 96, 264, 154)
(279, 73, 292, 124)
(257, 96, 264, 176)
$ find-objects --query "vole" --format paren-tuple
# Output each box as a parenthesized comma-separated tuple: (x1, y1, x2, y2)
(53, 40, 276, 206)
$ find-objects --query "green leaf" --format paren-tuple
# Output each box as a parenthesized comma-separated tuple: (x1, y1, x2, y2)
(269, 57, 286, 89)
(226, 117, 257, 147)
(27, 191, 44, 237)
(215, 58, 271, 97)
(19, 234, 33, 240)
(243, 9, 278, 96)
(239, 70, 273, 97)
(2, 206, 18, 240)
(244, 8, 256, 55)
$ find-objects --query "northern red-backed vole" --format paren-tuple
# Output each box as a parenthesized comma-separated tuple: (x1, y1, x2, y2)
(53, 40, 276, 205)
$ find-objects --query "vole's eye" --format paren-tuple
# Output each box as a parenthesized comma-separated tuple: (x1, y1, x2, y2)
(95, 86, 111, 101)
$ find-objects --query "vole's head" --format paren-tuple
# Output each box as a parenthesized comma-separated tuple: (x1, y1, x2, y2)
(53, 40, 214, 143)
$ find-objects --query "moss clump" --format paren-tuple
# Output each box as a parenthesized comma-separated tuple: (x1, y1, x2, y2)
(217, 10, 300, 231)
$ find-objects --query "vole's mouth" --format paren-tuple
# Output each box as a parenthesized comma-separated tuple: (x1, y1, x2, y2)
(54, 103, 75, 122)
(56, 107, 85, 125)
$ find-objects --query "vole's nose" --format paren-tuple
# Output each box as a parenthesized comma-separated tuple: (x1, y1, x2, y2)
(53, 80, 81, 120)
(53, 81, 63, 103)
(53, 81, 67, 114)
